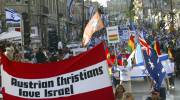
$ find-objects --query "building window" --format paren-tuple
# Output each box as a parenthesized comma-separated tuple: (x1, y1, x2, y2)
(16, 0, 21, 3)
(25, 0, 28, 4)
(16, 0, 21, 2)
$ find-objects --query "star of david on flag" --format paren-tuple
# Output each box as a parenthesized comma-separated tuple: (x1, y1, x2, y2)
(5, 8, 20, 22)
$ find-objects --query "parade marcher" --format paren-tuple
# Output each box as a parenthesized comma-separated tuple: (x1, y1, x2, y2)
(63, 47, 71, 60)
(4, 44, 15, 60)
(14, 49, 22, 62)
(150, 77, 166, 100)
(122, 92, 134, 100)
(146, 91, 161, 100)
(168, 58, 175, 89)
(31, 48, 37, 63)
(35, 48, 47, 63)
(115, 84, 126, 100)
(119, 59, 132, 92)
(0, 45, 3, 64)
(49, 52, 58, 62)
(112, 65, 120, 89)
(159, 78, 166, 100)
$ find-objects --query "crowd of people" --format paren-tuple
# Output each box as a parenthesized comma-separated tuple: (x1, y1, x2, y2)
(0, 28, 180, 100)
(0, 41, 74, 64)
(88, 28, 180, 100)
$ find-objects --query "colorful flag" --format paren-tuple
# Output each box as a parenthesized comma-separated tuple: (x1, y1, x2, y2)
(143, 48, 166, 91)
(82, 11, 104, 46)
(141, 29, 147, 39)
(105, 47, 115, 67)
(168, 48, 174, 59)
(5, 8, 20, 22)
(139, 37, 166, 91)
(139, 37, 151, 56)
(127, 35, 135, 52)
(108, 34, 119, 41)
(154, 40, 161, 55)
(1, 42, 114, 100)
(67, 0, 74, 18)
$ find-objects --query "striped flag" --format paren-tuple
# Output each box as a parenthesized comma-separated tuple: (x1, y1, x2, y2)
(127, 35, 135, 53)
(168, 48, 174, 59)
(139, 37, 151, 56)
(154, 40, 161, 55)
(82, 11, 104, 46)
(108, 34, 119, 41)
(5, 8, 20, 22)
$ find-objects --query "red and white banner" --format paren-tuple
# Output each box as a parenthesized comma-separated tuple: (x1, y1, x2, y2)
(0, 43, 114, 100)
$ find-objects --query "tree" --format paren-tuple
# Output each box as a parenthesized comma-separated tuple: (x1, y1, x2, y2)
(128, 0, 135, 22)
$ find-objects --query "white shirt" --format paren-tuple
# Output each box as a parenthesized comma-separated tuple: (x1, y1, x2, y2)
(120, 67, 131, 81)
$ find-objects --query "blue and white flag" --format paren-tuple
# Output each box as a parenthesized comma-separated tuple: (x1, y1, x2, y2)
(135, 44, 144, 68)
(67, 0, 74, 18)
(159, 54, 174, 76)
(5, 8, 20, 22)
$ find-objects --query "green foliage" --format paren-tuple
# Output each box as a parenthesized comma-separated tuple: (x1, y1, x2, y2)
(126, 0, 135, 21)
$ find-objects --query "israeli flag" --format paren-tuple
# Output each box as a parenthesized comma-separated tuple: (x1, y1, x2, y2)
(5, 8, 21, 22)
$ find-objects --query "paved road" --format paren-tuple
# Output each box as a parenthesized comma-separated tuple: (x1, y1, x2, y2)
(131, 77, 180, 100)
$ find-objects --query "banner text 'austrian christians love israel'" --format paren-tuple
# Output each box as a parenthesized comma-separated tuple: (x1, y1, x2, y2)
(5, 65, 105, 98)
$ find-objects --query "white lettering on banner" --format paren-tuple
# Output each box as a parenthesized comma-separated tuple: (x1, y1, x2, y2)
(1, 61, 111, 99)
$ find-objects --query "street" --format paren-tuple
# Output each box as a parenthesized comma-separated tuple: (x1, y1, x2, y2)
(132, 77, 180, 100)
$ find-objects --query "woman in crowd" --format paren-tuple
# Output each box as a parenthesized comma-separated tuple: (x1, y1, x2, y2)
(115, 84, 126, 100)
(122, 92, 134, 100)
